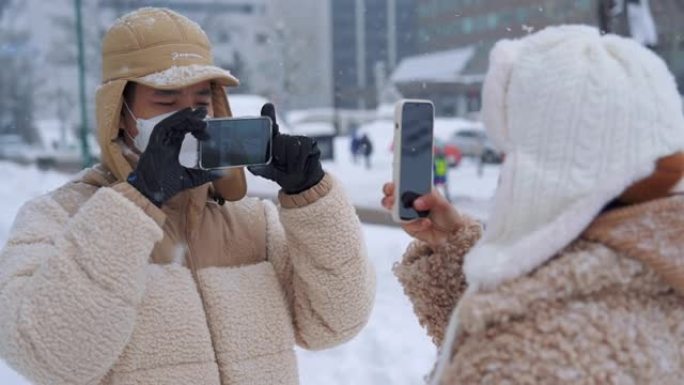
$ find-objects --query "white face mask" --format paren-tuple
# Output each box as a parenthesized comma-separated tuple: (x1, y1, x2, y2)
(124, 102, 199, 168)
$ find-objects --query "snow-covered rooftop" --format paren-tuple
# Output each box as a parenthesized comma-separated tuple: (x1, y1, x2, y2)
(391, 46, 484, 84)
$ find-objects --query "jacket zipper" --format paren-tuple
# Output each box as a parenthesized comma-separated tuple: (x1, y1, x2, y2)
(183, 193, 223, 381)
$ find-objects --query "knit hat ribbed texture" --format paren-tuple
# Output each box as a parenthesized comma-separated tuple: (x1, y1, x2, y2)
(465, 25, 684, 290)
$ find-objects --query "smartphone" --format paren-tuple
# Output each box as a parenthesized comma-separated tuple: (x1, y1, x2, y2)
(392, 100, 435, 223)
(198, 116, 273, 170)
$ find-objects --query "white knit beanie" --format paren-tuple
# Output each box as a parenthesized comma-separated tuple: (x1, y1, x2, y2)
(465, 25, 684, 291)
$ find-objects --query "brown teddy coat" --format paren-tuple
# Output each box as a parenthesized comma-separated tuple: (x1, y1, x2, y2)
(395, 195, 684, 384)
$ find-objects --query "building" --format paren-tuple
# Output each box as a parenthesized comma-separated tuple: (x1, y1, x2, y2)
(405, 0, 684, 117)
(648, 0, 684, 93)
(269, 0, 333, 110)
(417, 1, 598, 53)
(391, 46, 483, 117)
(331, 0, 417, 110)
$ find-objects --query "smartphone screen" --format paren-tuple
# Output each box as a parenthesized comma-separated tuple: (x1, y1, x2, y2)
(398, 102, 434, 221)
(200, 117, 272, 169)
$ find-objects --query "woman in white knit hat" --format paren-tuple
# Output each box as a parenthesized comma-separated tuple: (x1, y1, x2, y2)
(383, 25, 684, 384)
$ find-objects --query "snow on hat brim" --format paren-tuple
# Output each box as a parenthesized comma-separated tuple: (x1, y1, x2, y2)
(133, 64, 239, 90)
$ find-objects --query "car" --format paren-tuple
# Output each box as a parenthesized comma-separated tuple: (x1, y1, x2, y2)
(447, 129, 504, 164)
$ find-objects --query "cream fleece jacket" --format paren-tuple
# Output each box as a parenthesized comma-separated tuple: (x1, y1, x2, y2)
(0, 168, 375, 385)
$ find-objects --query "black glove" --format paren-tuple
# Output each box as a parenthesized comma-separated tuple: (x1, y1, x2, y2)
(127, 107, 219, 207)
(249, 103, 325, 194)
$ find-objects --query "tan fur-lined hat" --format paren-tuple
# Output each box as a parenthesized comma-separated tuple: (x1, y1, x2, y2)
(96, 7, 246, 201)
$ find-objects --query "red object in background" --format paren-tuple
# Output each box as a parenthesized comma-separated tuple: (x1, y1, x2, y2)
(441, 142, 462, 167)
(434, 139, 462, 167)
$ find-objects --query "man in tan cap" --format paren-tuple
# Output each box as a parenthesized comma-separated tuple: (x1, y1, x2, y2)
(0, 7, 375, 385)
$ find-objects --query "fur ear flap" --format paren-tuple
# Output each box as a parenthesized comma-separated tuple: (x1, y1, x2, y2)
(619, 152, 684, 203)
(481, 40, 523, 153)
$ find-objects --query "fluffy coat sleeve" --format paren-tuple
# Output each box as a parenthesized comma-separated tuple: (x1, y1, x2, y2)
(393, 216, 482, 345)
(435, 241, 683, 385)
(263, 174, 376, 350)
(0, 185, 163, 384)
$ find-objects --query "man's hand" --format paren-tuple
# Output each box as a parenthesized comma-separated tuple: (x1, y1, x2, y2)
(249, 103, 325, 194)
(382, 182, 464, 247)
(127, 107, 219, 207)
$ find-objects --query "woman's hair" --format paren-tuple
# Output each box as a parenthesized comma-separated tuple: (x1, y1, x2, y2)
(123, 82, 137, 105)
(119, 82, 137, 137)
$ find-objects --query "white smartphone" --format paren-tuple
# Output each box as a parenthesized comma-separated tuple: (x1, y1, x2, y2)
(198, 116, 273, 170)
(392, 99, 435, 223)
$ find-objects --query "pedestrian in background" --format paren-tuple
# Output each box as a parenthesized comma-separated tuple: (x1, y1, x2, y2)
(359, 134, 373, 169)
(433, 147, 450, 202)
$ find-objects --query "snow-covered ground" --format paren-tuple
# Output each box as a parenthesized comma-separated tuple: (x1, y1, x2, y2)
(0, 128, 497, 383)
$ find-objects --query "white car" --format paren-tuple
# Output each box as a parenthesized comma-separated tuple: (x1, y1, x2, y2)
(447, 129, 503, 164)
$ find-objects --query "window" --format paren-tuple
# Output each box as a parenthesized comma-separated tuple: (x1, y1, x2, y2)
(516, 7, 529, 23)
(474, 15, 488, 32)
(487, 13, 499, 29)
(576, 0, 591, 11)
(468, 95, 481, 112)
(417, 29, 430, 43)
(462, 17, 473, 34)
(499, 10, 513, 27)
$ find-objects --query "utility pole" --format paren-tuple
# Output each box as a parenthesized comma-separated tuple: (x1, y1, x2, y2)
(75, 0, 92, 167)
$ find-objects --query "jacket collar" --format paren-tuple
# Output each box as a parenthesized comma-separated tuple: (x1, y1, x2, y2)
(582, 194, 684, 293)
(455, 195, 684, 336)
(78, 160, 215, 214)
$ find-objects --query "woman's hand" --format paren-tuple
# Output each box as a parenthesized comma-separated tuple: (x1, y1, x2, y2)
(382, 182, 464, 247)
